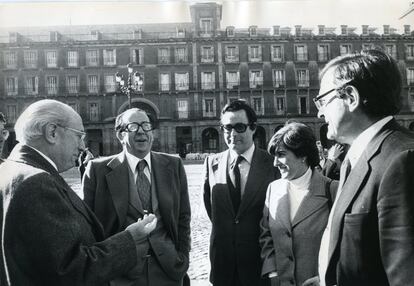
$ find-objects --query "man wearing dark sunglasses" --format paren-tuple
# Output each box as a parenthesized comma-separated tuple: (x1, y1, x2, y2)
(82, 108, 191, 286)
(316, 50, 414, 286)
(0, 112, 8, 164)
(203, 99, 279, 286)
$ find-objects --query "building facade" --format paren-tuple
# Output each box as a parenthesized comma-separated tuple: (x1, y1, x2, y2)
(1, 2, 414, 156)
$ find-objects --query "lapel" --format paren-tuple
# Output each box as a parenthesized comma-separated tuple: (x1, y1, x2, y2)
(291, 171, 329, 227)
(212, 150, 236, 217)
(105, 152, 130, 225)
(327, 122, 395, 262)
(238, 148, 270, 216)
(8, 144, 105, 238)
(151, 152, 174, 229)
(273, 180, 292, 232)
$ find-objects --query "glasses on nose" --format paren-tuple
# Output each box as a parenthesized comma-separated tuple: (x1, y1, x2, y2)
(55, 123, 86, 141)
(123, 122, 153, 132)
(220, 123, 251, 133)
(313, 82, 350, 111)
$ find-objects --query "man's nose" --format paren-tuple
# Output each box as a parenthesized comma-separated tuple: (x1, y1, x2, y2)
(273, 156, 279, 166)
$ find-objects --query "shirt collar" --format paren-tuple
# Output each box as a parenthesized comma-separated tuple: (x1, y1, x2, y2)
(347, 116, 393, 168)
(27, 145, 58, 171)
(229, 143, 255, 165)
(125, 150, 152, 173)
(289, 167, 312, 190)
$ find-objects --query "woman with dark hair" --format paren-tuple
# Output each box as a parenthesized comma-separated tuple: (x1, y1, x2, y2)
(260, 122, 337, 286)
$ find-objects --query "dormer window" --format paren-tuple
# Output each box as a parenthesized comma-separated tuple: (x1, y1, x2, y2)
(200, 18, 213, 36)
(226, 26, 235, 37)
(273, 26, 280, 36)
(249, 26, 257, 37)
(362, 25, 369, 36)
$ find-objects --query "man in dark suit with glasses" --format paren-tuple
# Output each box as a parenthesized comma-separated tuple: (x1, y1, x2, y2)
(203, 99, 279, 286)
(82, 108, 191, 286)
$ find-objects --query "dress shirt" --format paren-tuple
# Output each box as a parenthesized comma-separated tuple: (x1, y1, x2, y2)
(125, 151, 152, 183)
(318, 115, 393, 286)
(288, 167, 311, 221)
(27, 144, 58, 171)
(228, 144, 255, 197)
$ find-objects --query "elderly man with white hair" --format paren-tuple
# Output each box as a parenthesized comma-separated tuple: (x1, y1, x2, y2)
(0, 99, 157, 286)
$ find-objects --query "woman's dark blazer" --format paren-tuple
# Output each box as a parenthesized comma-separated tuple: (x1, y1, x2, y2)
(260, 170, 338, 286)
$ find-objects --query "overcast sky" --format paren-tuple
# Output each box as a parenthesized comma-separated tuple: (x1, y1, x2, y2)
(0, 0, 413, 34)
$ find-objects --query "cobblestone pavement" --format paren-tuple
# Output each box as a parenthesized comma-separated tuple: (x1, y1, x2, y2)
(62, 162, 212, 286)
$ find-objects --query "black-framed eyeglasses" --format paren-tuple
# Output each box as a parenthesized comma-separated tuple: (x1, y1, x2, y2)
(313, 82, 351, 111)
(220, 123, 253, 133)
(122, 122, 153, 132)
(55, 123, 86, 140)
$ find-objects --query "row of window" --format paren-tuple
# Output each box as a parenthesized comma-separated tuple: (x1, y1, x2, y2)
(3, 101, 100, 123)
(4, 43, 414, 69)
(5, 67, 414, 96)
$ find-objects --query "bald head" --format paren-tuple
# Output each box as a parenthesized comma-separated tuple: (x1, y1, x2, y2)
(15, 99, 80, 145)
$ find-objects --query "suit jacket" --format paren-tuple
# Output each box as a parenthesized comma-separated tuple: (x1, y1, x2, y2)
(203, 147, 280, 286)
(0, 144, 139, 286)
(260, 170, 337, 286)
(82, 151, 191, 284)
(325, 119, 414, 286)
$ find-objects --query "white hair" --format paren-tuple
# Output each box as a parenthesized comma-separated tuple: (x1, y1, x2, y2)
(15, 99, 78, 144)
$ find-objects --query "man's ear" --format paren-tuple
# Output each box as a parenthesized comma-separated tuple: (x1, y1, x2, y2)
(44, 123, 58, 144)
(115, 131, 124, 142)
(344, 85, 360, 112)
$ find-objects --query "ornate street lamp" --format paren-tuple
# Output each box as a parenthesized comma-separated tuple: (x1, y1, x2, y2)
(115, 63, 143, 108)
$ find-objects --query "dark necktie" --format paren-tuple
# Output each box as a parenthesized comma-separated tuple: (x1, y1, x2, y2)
(231, 156, 244, 212)
(136, 160, 152, 212)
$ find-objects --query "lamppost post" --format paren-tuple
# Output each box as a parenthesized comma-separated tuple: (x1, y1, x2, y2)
(115, 63, 143, 109)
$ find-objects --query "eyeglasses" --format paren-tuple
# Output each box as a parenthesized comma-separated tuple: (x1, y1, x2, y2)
(122, 122, 153, 132)
(313, 82, 350, 111)
(55, 123, 86, 140)
(220, 123, 253, 133)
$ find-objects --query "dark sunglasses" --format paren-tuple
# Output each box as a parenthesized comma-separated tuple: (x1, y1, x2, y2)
(122, 122, 153, 132)
(220, 123, 255, 133)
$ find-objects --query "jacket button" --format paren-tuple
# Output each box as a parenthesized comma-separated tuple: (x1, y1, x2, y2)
(288, 255, 293, 261)
(289, 279, 294, 284)
(234, 219, 239, 224)
(286, 231, 291, 237)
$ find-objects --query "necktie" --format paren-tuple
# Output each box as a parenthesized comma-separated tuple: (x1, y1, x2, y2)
(231, 156, 244, 212)
(136, 160, 152, 212)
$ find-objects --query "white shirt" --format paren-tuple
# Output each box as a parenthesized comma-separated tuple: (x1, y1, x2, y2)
(318, 116, 393, 286)
(125, 151, 152, 183)
(27, 145, 58, 171)
(288, 167, 311, 221)
(228, 144, 255, 197)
